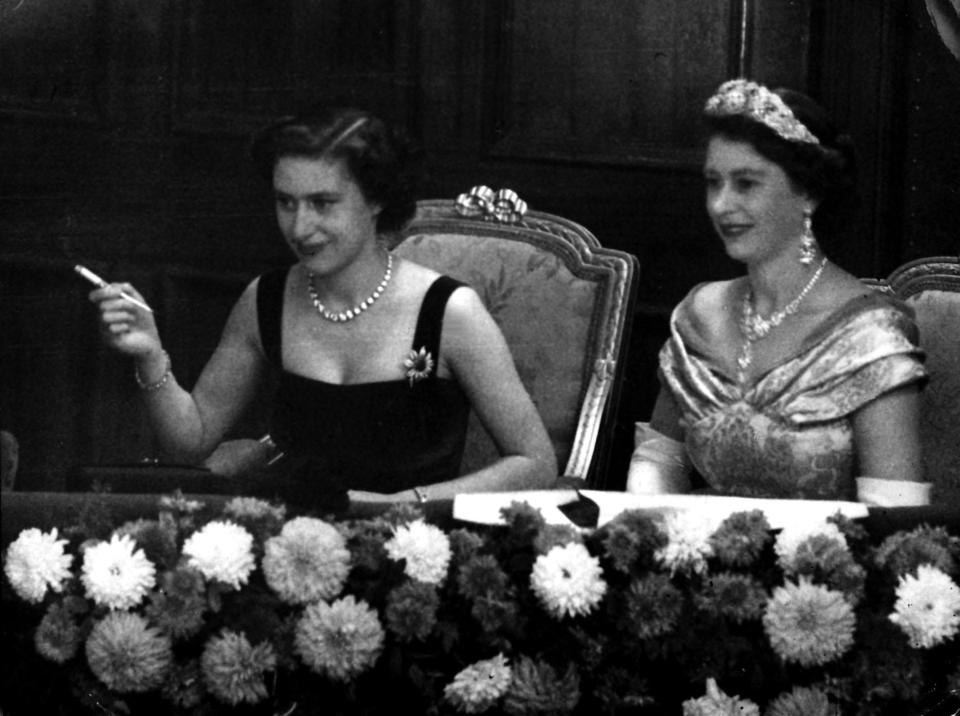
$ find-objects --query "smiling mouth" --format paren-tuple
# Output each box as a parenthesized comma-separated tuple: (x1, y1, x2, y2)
(295, 241, 331, 256)
(718, 224, 751, 238)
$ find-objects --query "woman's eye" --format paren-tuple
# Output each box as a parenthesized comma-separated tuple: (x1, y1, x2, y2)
(309, 198, 330, 212)
(735, 178, 757, 191)
(275, 196, 295, 211)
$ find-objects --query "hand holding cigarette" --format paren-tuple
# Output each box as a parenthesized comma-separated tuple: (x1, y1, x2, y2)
(74, 265, 154, 313)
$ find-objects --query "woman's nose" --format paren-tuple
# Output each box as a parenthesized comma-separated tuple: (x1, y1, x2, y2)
(707, 185, 730, 215)
(292, 204, 317, 239)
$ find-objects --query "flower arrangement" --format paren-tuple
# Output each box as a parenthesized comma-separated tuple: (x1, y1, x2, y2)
(2, 492, 959, 715)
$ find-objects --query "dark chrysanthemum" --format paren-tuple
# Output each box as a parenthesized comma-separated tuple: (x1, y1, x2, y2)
(500, 502, 548, 548)
(449, 528, 485, 567)
(201, 629, 276, 706)
(458, 554, 512, 602)
(161, 659, 205, 709)
(765, 685, 834, 716)
(601, 510, 667, 573)
(503, 655, 580, 715)
(85, 611, 173, 693)
(622, 573, 683, 639)
(708, 510, 771, 568)
(34, 600, 82, 663)
(791, 534, 866, 605)
(534, 525, 582, 555)
(694, 572, 767, 623)
(874, 525, 959, 579)
(113, 518, 178, 568)
(385, 580, 439, 642)
(146, 568, 207, 640)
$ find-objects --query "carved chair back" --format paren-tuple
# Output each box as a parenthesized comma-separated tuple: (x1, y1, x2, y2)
(865, 255, 960, 502)
(393, 191, 639, 486)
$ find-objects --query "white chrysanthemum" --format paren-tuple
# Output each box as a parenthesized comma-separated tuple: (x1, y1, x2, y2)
(774, 521, 846, 572)
(763, 577, 855, 667)
(384, 519, 452, 585)
(444, 653, 512, 713)
(182, 521, 256, 589)
(530, 542, 607, 619)
(655, 511, 715, 575)
(682, 677, 760, 716)
(81, 534, 155, 610)
(889, 564, 960, 649)
(263, 516, 350, 604)
(3, 528, 73, 603)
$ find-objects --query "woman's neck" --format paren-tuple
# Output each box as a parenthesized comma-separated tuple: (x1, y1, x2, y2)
(745, 251, 823, 316)
(303, 244, 390, 308)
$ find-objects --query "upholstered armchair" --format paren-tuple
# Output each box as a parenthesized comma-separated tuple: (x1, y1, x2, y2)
(393, 190, 639, 486)
(866, 255, 960, 504)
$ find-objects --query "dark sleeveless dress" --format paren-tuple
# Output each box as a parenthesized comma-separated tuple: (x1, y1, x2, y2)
(255, 267, 471, 513)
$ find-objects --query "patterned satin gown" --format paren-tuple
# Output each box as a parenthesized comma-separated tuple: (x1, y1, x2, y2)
(659, 288, 926, 499)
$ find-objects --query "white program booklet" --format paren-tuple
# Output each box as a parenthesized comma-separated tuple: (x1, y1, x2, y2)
(452, 489, 868, 531)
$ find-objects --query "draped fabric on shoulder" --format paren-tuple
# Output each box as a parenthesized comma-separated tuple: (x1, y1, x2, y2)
(659, 290, 926, 500)
(253, 266, 471, 513)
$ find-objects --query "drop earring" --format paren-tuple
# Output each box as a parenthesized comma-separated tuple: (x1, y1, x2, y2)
(799, 208, 817, 265)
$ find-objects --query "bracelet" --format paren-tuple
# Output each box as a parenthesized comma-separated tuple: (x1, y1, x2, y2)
(413, 486, 429, 503)
(135, 351, 172, 392)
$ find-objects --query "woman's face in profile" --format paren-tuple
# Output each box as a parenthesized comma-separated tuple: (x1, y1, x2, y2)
(703, 136, 810, 264)
(272, 155, 382, 276)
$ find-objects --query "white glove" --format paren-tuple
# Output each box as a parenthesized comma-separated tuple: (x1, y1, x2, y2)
(856, 477, 931, 506)
(626, 422, 691, 494)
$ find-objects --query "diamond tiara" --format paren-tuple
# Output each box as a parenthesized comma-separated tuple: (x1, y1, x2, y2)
(704, 78, 820, 145)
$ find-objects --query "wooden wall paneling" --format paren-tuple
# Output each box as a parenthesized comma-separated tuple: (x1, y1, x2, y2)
(901, 0, 960, 262)
(0, 0, 107, 125)
(0, 257, 108, 489)
(172, 0, 420, 136)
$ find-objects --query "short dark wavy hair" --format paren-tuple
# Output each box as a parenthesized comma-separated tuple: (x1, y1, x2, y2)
(702, 87, 858, 249)
(250, 107, 423, 235)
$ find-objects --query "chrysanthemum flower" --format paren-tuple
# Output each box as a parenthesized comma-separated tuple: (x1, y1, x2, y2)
(162, 659, 204, 710)
(622, 573, 683, 639)
(534, 524, 582, 555)
(530, 542, 606, 619)
(708, 510, 771, 568)
(294, 595, 384, 681)
(223, 496, 287, 522)
(874, 524, 959, 578)
(263, 516, 350, 604)
(201, 629, 277, 706)
(765, 685, 834, 716)
(888, 564, 960, 648)
(774, 521, 846, 573)
(81, 534, 156, 610)
(601, 511, 665, 573)
(655, 511, 714, 576)
(384, 518, 452, 585)
(444, 653, 512, 713)
(694, 572, 767, 624)
(791, 534, 866, 604)
(681, 678, 759, 716)
(181, 520, 256, 589)
(3, 527, 73, 603)
(34, 600, 82, 663)
(385, 580, 439, 642)
(503, 655, 580, 715)
(763, 577, 855, 667)
(113, 518, 178, 567)
(457, 554, 512, 602)
(146, 569, 207, 640)
(85, 611, 172, 693)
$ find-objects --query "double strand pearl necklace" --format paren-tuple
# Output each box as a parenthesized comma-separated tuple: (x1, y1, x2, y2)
(307, 253, 394, 323)
(736, 255, 828, 382)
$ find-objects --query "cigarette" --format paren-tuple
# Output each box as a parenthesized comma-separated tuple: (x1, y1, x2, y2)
(74, 264, 154, 313)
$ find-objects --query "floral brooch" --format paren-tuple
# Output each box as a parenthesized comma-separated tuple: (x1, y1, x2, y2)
(404, 347, 434, 386)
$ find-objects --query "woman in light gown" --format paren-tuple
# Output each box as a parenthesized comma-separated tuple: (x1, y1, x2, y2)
(627, 79, 930, 506)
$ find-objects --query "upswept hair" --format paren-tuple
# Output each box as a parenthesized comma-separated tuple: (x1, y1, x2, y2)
(250, 107, 423, 235)
(703, 87, 858, 247)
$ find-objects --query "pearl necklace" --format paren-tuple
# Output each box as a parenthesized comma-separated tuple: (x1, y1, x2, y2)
(307, 253, 393, 323)
(736, 255, 828, 381)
